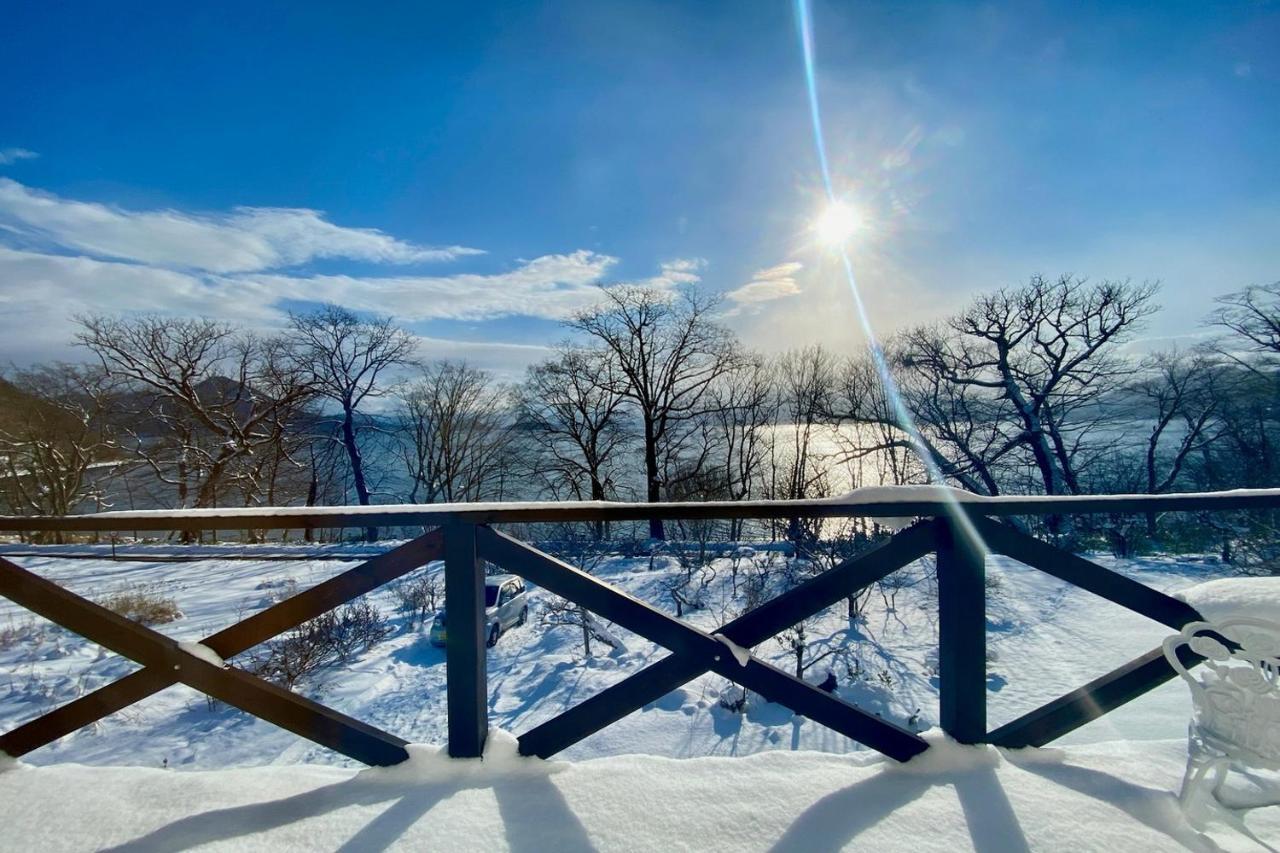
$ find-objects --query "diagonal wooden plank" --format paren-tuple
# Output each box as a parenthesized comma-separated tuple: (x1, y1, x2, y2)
(0, 556, 409, 766)
(987, 642, 1204, 748)
(477, 527, 928, 762)
(0, 532, 442, 758)
(972, 516, 1201, 630)
(0, 668, 171, 758)
(201, 530, 443, 659)
(516, 522, 938, 758)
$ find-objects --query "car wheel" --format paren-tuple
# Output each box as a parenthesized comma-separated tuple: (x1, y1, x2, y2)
(487, 624, 500, 647)
(518, 606, 528, 627)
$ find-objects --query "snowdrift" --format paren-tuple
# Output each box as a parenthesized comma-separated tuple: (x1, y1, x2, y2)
(1, 732, 1276, 851)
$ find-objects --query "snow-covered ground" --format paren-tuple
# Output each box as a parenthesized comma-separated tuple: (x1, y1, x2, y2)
(0, 539, 1250, 768)
(3, 538, 1279, 849)
(2, 731, 1276, 851)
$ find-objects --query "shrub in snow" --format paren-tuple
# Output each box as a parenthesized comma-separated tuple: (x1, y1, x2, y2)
(246, 600, 392, 688)
(776, 619, 840, 680)
(540, 598, 626, 657)
(392, 569, 443, 630)
(0, 618, 44, 651)
(717, 684, 748, 713)
(98, 585, 183, 626)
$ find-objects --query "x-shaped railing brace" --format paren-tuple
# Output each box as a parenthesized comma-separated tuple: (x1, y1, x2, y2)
(0, 531, 443, 765)
(477, 523, 939, 762)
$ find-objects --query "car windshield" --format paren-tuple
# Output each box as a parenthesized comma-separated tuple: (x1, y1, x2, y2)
(485, 586, 500, 607)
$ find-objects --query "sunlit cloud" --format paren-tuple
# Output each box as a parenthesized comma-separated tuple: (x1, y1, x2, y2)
(244, 249, 622, 321)
(725, 261, 803, 312)
(0, 178, 483, 273)
(0, 177, 708, 371)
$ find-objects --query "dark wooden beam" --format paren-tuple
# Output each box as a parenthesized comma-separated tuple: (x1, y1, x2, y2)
(478, 527, 928, 762)
(0, 532, 442, 758)
(937, 518, 986, 743)
(444, 523, 488, 758)
(0, 556, 411, 766)
(973, 517, 1201, 630)
(988, 643, 1203, 748)
(2, 490, 1278, 533)
(515, 522, 937, 758)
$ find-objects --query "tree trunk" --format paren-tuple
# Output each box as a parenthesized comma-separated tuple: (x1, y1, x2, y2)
(340, 408, 377, 542)
(643, 417, 664, 540)
(590, 476, 606, 541)
(304, 470, 319, 543)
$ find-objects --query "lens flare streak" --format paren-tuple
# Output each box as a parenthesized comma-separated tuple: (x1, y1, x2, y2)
(795, 0, 986, 554)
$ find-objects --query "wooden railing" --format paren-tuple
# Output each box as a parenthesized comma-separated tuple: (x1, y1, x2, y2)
(1, 490, 1277, 766)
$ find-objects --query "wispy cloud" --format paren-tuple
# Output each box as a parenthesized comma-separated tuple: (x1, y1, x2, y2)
(0, 178, 482, 273)
(244, 249, 621, 322)
(650, 257, 705, 287)
(0, 246, 625, 338)
(0, 179, 711, 370)
(725, 261, 803, 309)
(0, 148, 38, 166)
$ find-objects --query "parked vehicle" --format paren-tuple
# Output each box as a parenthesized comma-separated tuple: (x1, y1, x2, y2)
(429, 575, 529, 648)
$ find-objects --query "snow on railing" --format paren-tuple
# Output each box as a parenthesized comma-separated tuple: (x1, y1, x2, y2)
(2, 486, 1280, 532)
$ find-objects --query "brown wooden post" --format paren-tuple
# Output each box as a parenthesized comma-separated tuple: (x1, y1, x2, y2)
(445, 522, 487, 757)
(936, 516, 986, 743)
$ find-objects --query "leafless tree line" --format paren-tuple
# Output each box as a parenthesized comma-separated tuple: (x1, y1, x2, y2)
(2, 277, 1278, 553)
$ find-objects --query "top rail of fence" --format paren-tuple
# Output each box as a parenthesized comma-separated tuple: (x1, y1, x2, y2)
(2, 487, 1279, 533)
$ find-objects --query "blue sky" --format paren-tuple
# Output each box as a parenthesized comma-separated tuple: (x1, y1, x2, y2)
(1, 1, 1276, 374)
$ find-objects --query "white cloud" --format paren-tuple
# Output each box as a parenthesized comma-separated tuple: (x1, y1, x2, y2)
(0, 178, 482, 273)
(651, 257, 705, 286)
(244, 249, 620, 321)
(412, 336, 554, 379)
(0, 179, 708, 374)
(0, 148, 38, 166)
(0, 246, 626, 361)
(726, 261, 803, 307)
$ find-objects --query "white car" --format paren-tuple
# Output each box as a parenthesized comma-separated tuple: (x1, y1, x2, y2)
(429, 575, 529, 648)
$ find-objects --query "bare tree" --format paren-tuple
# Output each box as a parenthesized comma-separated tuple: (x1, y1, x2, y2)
(542, 524, 627, 656)
(828, 355, 923, 490)
(569, 286, 740, 538)
(518, 346, 630, 536)
(1132, 350, 1221, 497)
(705, 355, 777, 539)
(886, 329, 1014, 495)
(396, 361, 511, 504)
(0, 364, 122, 537)
(1207, 282, 1280, 374)
(948, 276, 1159, 496)
(288, 306, 416, 540)
(864, 276, 1157, 501)
(75, 315, 314, 522)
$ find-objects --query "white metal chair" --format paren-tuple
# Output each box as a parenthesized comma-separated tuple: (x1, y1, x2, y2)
(1163, 617, 1280, 832)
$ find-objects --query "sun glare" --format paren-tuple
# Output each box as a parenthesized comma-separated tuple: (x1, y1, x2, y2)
(813, 200, 862, 247)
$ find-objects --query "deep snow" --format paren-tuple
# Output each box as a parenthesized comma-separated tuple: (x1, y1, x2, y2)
(0, 731, 1276, 851)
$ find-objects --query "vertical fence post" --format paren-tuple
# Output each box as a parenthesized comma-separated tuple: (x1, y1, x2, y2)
(445, 522, 487, 757)
(936, 515, 986, 743)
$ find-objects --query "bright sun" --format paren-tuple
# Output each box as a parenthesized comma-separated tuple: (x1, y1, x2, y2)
(813, 200, 862, 247)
